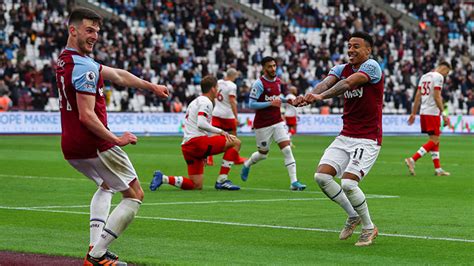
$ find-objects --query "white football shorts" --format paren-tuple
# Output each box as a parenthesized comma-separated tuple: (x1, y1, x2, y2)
(319, 135, 381, 179)
(254, 121, 290, 151)
(68, 146, 138, 192)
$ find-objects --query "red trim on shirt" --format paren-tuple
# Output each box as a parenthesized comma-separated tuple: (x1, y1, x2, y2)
(198, 112, 208, 117)
(434, 86, 442, 91)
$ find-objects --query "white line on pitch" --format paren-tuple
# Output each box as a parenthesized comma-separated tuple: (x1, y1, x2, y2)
(0, 207, 472, 243)
(0, 195, 398, 210)
(0, 174, 400, 198)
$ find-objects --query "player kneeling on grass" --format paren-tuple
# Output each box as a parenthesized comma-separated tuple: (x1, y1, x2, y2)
(293, 32, 382, 246)
(150, 75, 241, 191)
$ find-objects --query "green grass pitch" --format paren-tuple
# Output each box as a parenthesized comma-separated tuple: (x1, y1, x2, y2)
(0, 135, 473, 265)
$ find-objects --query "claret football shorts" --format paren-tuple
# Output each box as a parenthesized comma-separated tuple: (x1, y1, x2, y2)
(319, 135, 381, 179)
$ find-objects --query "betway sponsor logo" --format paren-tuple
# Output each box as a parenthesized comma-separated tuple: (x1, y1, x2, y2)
(344, 88, 363, 99)
(264, 95, 279, 101)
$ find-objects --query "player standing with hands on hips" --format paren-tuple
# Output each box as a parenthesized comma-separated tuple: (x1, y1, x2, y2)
(56, 8, 169, 265)
(294, 32, 383, 246)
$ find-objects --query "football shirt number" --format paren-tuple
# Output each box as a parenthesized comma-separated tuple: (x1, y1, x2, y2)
(421, 81, 431, 96)
(217, 90, 224, 101)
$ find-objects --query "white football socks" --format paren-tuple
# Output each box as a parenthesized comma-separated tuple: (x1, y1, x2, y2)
(244, 151, 267, 168)
(89, 187, 113, 246)
(89, 198, 141, 258)
(341, 179, 374, 229)
(281, 146, 297, 183)
(315, 173, 358, 217)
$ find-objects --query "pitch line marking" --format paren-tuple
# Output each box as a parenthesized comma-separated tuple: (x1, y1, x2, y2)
(0, 206, 472, 243)
(0, 195, 398, 210)
(0, 174, 400, 198)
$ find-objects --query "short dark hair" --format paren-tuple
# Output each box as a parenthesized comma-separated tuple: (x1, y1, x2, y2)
(68, 7, 102, 26)
(261, 56, 276, 67)
(201, 75, 218, 93)
(438, 61, 452, 69)
(350, 31, 373, 48)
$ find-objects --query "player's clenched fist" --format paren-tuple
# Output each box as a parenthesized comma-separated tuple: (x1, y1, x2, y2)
(150, 84, 169, 98)
(117, 131, 138, 146)
(304, 93, 323, 104)
(292, 95, 306, 106)
(270, 97, 282, 107)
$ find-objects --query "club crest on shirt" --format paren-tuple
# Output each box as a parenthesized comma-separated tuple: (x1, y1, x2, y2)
(99, 87, 104, 96)
(86, 71, 96, 82)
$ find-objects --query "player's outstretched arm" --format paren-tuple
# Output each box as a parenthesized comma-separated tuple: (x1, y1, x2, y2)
(101, 65, 169, 98)
(77, 93, 137, 146)
(311, 75, 339, 94)
(304, 72, 368, 104)
(408, 89, 422, 125)
(321, 72, 368, 99)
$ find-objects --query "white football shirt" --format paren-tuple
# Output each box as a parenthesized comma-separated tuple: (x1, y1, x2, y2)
(182, 96, 214, 144)
(284, 94, 297, 117)
(418, 71, 444, 116)
(212, 79, 237, 119)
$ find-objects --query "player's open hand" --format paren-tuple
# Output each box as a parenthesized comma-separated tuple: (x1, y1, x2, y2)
(407, 114, 416, 125)
(270, 98, 282, 107)
(304, 93, 322, 104)
(220, 131, 236, 142)
(117, 131, 138, 146)
(151, 84, 169, 98)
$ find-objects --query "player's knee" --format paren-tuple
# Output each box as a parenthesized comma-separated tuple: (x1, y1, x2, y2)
(233, 138, 241, 149)
(341, 178, 359, 193)
(314, 173, 333, 187)
(191, 180, 202, 190)
(135, 187, 144, 201)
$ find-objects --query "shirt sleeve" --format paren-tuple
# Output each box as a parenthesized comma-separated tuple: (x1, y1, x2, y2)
(197, 99, 213, 118)
(328, 64, 346, 79)
(249, 79, 264, 101)
(197, 99, 223, 133)
(433, 74, 444, 90)
(229, 82, 237, 97)
(71, 56, 100, 95)
(358, 59, 382, 84)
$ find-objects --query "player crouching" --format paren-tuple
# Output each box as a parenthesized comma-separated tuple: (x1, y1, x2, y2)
(150, 75, 241, 191)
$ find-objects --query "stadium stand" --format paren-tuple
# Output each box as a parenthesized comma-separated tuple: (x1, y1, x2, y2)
(0, 0, 472, 115)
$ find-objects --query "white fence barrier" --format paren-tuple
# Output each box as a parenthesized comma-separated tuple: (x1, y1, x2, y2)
(0, 112, 473, 135)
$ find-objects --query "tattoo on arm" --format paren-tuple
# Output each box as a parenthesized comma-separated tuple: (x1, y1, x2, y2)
(320, 80, 350, 99)
(312, 77, 336, 94)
